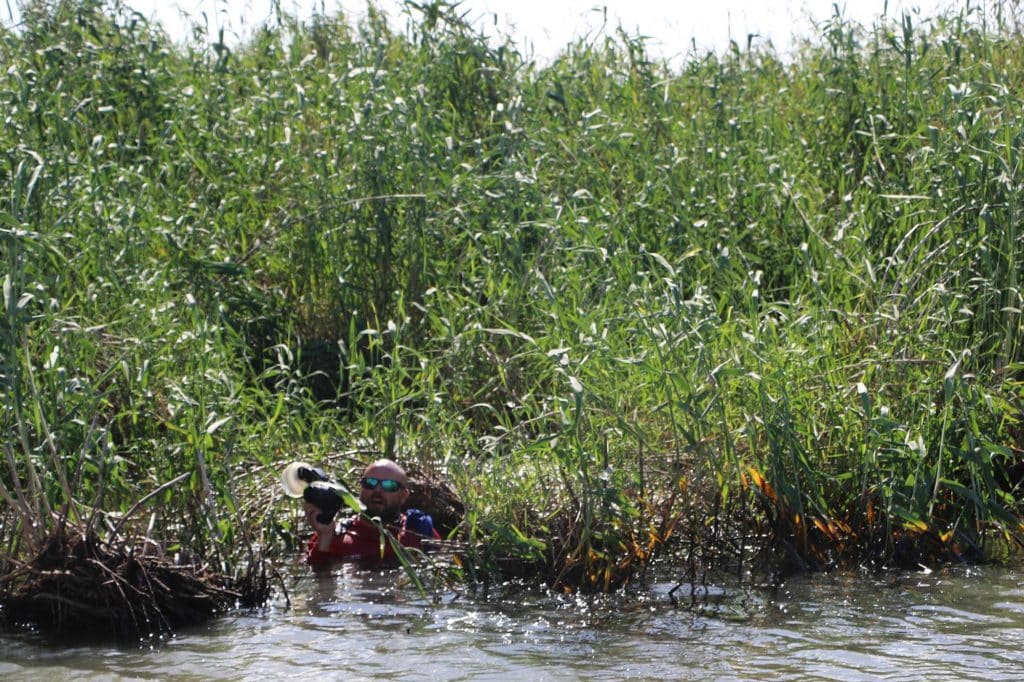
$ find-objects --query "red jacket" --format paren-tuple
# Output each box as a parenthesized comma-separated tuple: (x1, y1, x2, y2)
(306, 512, 440, 565)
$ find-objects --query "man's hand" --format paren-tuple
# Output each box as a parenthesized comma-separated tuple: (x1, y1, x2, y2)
(304, 502, 336, 551)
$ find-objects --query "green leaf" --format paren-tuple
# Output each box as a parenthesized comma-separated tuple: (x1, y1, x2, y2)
(0, 211, 21, 229)
(206, 416, 232, 435)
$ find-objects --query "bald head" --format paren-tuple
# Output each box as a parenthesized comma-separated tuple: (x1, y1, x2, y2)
(363, 458, 408, 485)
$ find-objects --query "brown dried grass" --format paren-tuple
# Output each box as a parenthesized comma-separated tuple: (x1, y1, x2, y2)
(0, 524, 272, 640)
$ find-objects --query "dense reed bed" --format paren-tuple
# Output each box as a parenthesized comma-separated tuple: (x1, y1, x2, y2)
(1, 0, 1022, 634)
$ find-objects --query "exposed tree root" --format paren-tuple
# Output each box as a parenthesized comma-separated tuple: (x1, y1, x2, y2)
(0, 527, 272, 640)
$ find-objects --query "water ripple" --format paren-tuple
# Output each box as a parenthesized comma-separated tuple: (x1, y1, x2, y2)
(2, 563, 1024, 679)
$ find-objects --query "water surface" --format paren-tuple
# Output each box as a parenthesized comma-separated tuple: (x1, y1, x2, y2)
(2, 561, 1022, 680)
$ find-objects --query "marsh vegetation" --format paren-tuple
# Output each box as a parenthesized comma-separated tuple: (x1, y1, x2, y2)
(1, 0, 1022, 636)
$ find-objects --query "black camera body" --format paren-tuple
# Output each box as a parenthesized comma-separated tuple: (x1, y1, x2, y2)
(281, 462, 345, 524)
(295, 465, 330, 485)
(303, 481, 344, 524)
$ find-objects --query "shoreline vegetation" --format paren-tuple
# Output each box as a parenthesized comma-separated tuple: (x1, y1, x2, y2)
(1, 0, 1022, 638)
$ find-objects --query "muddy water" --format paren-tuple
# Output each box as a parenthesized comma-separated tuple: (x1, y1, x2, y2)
(2, 561, 1022, 680)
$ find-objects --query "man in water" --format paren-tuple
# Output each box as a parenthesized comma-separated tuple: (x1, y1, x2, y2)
(305, 458, 439, 565)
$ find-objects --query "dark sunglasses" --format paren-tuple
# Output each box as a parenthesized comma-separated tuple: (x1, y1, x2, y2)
(359, 477, 404, 493)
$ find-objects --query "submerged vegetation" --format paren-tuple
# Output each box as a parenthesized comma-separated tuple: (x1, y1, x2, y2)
(1, 0, 1023, 635)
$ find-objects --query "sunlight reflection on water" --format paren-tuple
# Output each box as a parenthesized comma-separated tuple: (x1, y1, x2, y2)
(2, 560, 1023, 680)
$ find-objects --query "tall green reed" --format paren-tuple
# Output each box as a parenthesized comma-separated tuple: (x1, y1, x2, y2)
(2, 0, 1022, 590)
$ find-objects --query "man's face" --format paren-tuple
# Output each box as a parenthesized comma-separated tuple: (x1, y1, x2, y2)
(359, 463, 409, 521)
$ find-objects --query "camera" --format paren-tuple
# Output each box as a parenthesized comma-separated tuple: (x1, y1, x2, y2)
(295, 465, 330, 485)
(303, 481, 344, 524)
(280, 461, 346, 524)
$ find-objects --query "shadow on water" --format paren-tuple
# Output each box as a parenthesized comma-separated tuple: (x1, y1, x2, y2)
(2, 559, 1024, 680)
